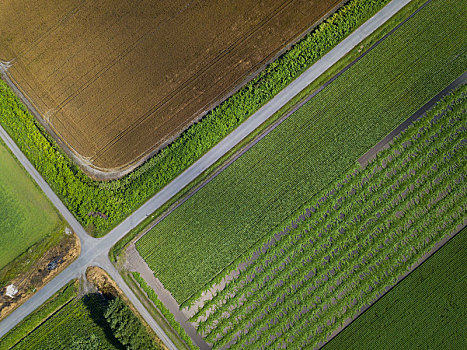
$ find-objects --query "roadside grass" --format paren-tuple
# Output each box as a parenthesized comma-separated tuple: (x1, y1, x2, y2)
(323, 228, 467, 350)
(110, 0, 428, 263)
(136, 0, 467, 304)
(121, 271, 192, 350)
(0, 138, 64, 286)
(131, 272, 197, 350)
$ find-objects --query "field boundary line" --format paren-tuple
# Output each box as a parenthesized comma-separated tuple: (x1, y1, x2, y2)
(359, 70, 467, 166)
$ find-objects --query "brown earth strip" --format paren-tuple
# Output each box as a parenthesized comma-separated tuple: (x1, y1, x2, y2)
(0, 232, 80, 321)
(86, 266, 169, 350)
(124, 243, 211, 350)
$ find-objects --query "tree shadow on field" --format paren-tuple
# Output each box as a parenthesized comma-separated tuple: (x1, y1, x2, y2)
(82, 293, 125, 350)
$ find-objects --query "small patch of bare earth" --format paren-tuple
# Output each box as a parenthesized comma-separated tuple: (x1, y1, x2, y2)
(0, 232, 80, 320)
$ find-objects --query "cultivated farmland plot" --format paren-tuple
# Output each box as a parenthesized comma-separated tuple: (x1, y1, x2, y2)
(325, 227, 467, 349)
(188, 83, 467, 350)
(0, 0, 341, 172)
(136, 0, 467, 304)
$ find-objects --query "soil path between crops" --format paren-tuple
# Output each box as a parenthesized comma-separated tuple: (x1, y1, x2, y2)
(321, 222, 467, 349)
(125, 244, 210, 350)
(0, 0, 416, 347)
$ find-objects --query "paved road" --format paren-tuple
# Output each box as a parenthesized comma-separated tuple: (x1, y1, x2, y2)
(0, 0, 412, 347)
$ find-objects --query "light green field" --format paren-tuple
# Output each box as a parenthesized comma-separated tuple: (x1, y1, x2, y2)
(0, 139, 61, 270)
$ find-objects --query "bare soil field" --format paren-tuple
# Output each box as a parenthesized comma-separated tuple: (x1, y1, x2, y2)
(0, 0, 341, 173)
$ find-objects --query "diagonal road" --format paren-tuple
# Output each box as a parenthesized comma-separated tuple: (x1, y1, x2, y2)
(0, 0, 413, 347)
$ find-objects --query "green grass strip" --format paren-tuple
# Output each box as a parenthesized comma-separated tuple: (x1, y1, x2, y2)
(0, 0, 391, 236)
(132, 272, 198, 350)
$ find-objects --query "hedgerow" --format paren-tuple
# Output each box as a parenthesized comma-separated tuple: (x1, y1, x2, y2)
(0, 0, 391, 235)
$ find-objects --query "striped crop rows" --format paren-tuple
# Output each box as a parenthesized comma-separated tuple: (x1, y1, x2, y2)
(188, 86, 467, 349)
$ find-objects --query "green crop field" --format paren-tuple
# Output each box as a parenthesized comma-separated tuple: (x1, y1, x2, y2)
(136, 0, 467, 304)
(0, 138, 62, 270)
(188, 84, 467, 349)
(7, 294, 123, 350)
(324, 228, 466, 350)
(0, 279, 162, 350)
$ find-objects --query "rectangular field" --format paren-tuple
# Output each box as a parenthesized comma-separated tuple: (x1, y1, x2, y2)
(324, 228, 466, 350)
(188, 84, 467, 349)
(0, 138, 62, 271)
(0, 0, 341, 171)
(136, 0, 467, 304)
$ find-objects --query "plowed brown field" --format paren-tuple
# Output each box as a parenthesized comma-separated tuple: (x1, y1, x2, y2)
(0, 0, 340, 173)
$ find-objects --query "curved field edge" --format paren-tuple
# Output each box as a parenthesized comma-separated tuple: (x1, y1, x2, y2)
(187, 84, 467, 349)
(323, 227, 466, 350)
(0, 0, 391, 236)
(135, 0, 467, 304)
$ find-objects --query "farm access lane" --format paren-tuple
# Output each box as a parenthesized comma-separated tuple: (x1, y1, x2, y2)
(0, 0, 413, 346)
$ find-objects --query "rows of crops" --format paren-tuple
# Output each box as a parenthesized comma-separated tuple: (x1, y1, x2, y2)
(188, 85, 467, 350)
(136, 0, 467, 304)
(324, 227, 466, 350)
(11, 294, 121, 350)
(0, 0, 391, 235)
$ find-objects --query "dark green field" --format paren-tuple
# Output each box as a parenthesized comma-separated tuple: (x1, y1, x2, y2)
(136, 0, 467, 304)
(325, 228, 466, 350)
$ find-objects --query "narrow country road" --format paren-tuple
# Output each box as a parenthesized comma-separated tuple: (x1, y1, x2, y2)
(0, 0, 413, 347)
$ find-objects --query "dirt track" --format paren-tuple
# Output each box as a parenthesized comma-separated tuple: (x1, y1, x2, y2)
(0, 0, 341, 174)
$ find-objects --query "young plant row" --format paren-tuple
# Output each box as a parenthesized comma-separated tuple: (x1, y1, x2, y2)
(190, 90, 465, 326)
